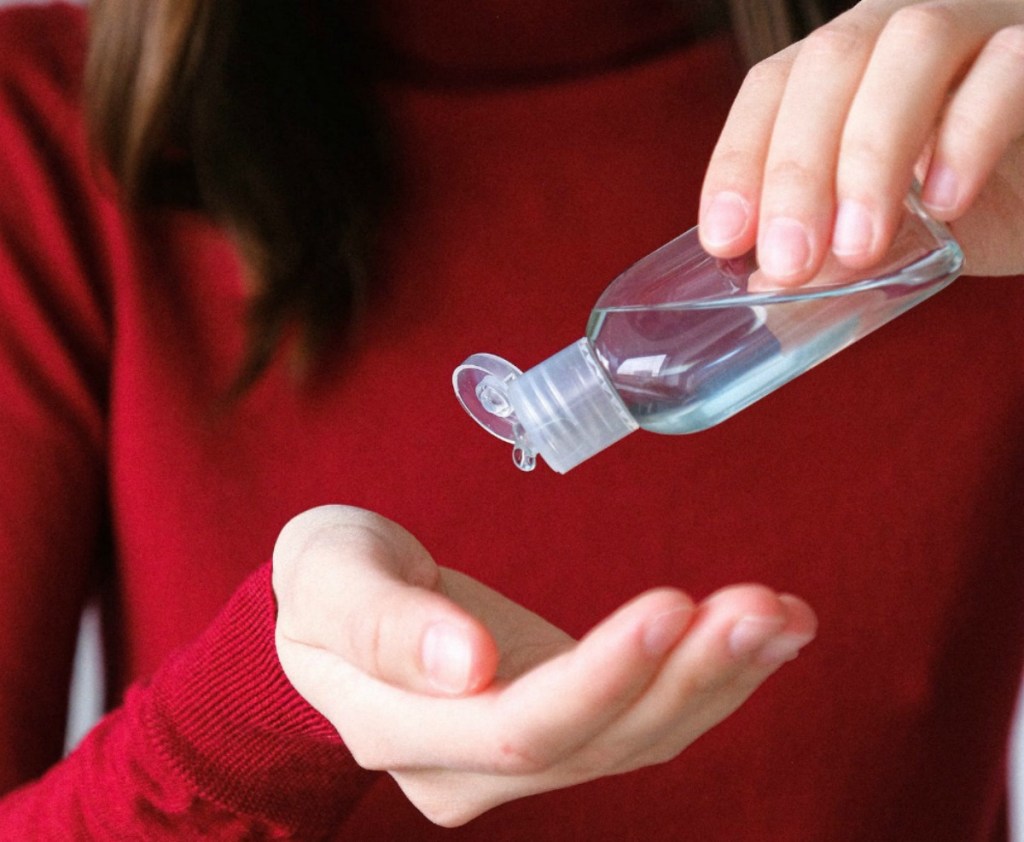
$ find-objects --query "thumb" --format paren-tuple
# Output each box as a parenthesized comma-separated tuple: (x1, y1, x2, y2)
(273, 505, 499, 696)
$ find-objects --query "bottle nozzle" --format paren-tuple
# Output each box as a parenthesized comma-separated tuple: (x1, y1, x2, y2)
(453, 340, 638, 473)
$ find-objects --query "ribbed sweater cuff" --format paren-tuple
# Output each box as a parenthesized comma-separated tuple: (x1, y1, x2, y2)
(143, 562, 375, 835)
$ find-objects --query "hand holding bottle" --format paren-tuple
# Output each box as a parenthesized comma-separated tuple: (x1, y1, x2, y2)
(272, 506, 816, 827)
(700, 0, 1024, 284)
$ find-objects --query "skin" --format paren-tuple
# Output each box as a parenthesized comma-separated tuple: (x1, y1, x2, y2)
(274, 506, 816, 827)
(273, 0, 1023, 827)
(699, 0, 1024, 286)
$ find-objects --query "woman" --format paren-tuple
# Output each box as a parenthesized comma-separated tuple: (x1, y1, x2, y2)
(0, 0, 1021, 837)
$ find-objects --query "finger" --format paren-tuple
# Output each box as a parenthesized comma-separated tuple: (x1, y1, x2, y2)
(273, 505, 499, 696)
(834, 1, 1023, 269)
(294, 587, 694, 772)
(755, 7, 885, 284)
(699, 44, 798, 257)
(616, 590, 817, 773)
(486, 588, 695, 769)
(922, 24, 1024, 220)
(439, 568, 586, 686)
(390, 592, 816, 828)
(663, 585, 816, 688)
(591, 585, 816, 769)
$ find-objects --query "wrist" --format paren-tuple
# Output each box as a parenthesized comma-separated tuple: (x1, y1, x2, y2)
(142, 563, 374, 834)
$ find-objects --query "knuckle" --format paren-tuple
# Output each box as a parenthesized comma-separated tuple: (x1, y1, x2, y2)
(276, 505, 350, 555)
(838, 131, 891, 177)
(272, 505, 361, 590)
(708, 146, 757, 183)
(884, 3, 958, 50)
(988, 25, 1024, 62)
(798, 21, 868, 64)
(763, 158, 819, 194)
(743, 52, 789, 91)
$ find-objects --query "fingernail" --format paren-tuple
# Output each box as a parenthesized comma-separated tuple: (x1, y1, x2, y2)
(759, 217, 812, 280)
(642, 605, 693, 657)
(832, 199, 875, 258)
(728, 615, 785, 659)
(922, 163, 958, 213)
(422, 623, 472, 694)
(756, 632, 815, 667)
(702, 191, 750, 249)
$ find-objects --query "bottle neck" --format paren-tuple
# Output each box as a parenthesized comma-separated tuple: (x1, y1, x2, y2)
(508, 338, 638, 473)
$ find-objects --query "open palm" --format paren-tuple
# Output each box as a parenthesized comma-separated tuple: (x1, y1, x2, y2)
(273, 506, 816, 827)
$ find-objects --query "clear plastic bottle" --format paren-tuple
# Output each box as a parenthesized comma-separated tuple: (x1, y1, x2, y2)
(453, 193, 963, 474)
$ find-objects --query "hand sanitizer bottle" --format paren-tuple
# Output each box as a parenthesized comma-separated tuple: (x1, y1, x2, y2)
(453, 193, 963, 474)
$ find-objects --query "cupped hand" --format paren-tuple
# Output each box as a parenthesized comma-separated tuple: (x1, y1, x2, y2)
(272, 505, 816, 827)
(700, 0, 1024, 284)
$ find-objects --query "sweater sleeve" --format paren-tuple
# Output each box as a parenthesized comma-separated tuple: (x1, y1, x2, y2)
(0, 564, 376, 840)
(0, 3, 113, 791)
(0, 6, 377, 838)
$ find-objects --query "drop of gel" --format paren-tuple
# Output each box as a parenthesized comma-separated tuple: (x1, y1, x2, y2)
(512, 425, 536, 472)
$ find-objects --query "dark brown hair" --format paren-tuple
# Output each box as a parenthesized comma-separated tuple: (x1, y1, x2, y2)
(85, 0, 844, 390)
(727, 0, 832, 63)
(86, 0, 390, 391)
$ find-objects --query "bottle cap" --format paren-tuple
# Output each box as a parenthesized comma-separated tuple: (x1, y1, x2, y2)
(453, 338, 638, 473)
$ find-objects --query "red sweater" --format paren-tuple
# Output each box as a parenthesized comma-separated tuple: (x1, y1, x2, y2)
(0, 3, 1022, 840)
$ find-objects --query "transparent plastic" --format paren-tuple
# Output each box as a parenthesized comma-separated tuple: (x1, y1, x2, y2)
(453, 193, 964, 473)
